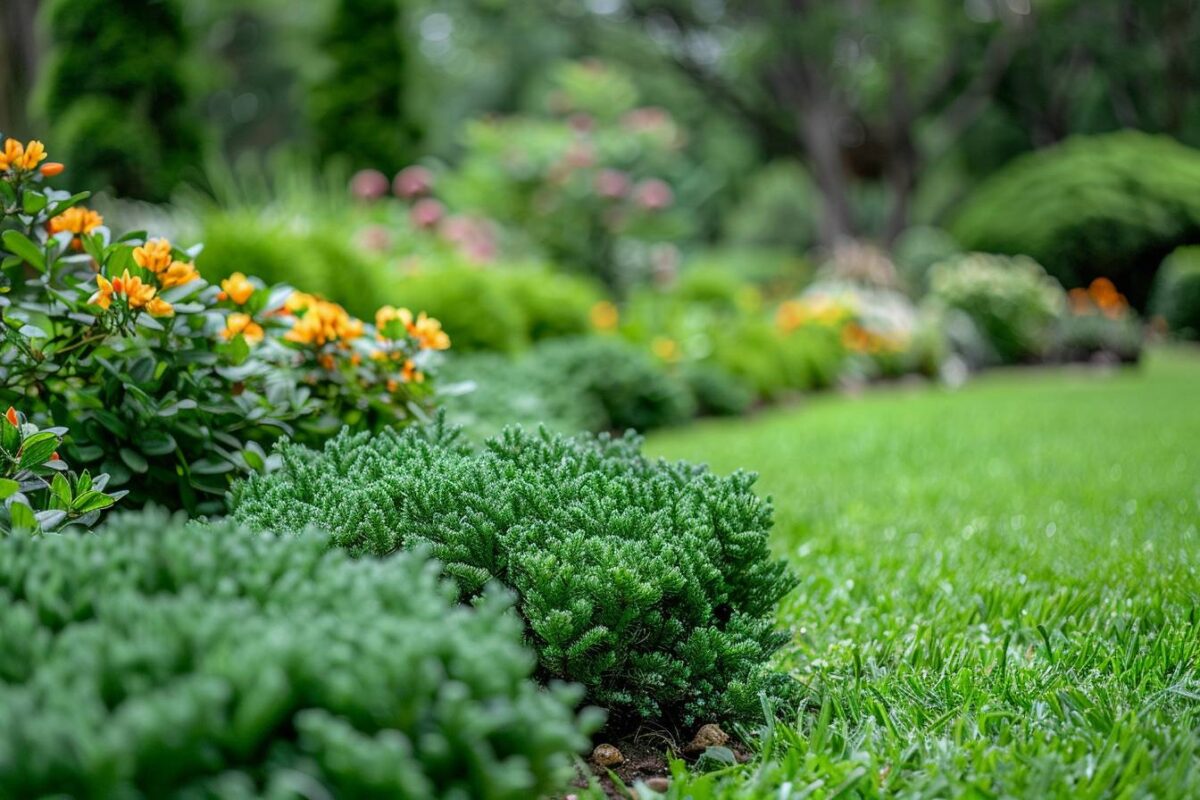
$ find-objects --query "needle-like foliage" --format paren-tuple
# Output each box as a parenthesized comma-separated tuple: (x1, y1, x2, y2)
(0, 510, 596, 798)
(230, 422, 798, 726)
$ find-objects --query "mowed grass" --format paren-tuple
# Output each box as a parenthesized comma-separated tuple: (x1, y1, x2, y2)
(642, 348, 1200, 798)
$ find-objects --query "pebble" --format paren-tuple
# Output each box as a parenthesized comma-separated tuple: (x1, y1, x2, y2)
(645, 776, 670, 792)
(687, 723, 730, 751)
(591, 743, 624, 766)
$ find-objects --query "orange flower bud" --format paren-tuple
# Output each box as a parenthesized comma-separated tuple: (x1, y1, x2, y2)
(39, 162, 65, 177)
(4, 407, 18, 426)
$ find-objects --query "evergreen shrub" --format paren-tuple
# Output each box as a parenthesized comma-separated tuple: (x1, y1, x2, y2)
(0, 510, 595, 798)
(230, 423, 798, 725)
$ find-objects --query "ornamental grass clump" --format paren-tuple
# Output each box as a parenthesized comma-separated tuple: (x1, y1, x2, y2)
(0, 510, 596, 798)
(230, 422, 799, 725)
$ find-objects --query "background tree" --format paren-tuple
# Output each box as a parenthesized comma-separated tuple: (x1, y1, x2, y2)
(34, 0, 205, 201)
(308, 0, 422, 174)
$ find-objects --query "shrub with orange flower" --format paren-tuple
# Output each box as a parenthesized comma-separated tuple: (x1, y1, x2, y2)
(1070, 278, 1129, 320)
(47, 206, 103, 249)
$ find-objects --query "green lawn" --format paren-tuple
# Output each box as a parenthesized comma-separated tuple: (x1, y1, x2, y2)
(642, 348, 1200, 798)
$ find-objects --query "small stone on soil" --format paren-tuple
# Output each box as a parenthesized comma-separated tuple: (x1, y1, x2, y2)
(591, 743, 625, 766)
(644, 776, 670, 792)
(686, 723, 730, 752)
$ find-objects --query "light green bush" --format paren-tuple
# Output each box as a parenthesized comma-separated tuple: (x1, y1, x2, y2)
(928, 253, 1066, 364)
(230, 423, 798, 724)
(0, 510, 596, 798)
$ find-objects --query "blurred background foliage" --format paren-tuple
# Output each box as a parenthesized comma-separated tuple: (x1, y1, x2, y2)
(4, 0, 1200, 434)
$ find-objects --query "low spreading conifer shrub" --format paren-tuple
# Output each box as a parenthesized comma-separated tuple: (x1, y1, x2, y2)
(230, 422, 798, 726)
(0, 510, 595, 798)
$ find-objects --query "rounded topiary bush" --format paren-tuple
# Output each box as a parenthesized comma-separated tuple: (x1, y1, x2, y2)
(0, 510, 595, 799)
(952, 132, 1200, 309)
(1151, 246, 1200, 340)
(230, 423, 798, 726)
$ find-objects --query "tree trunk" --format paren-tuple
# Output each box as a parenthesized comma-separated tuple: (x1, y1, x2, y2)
(797, 102, 856, 245)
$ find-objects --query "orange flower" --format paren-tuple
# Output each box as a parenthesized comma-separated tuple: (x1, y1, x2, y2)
(4, 407, 18, 426)
(39, 162, 65, 177)
(158, 260, 200, 289)
(374, 305, 413, 338)
(218, 272, 255, 305)
(145, 297, 175, 317)
(132, 239, 174, 274)
(284, 293, 363, 347)
(401, 359, 424, 383)
(409, 312, 449, 350)
(590, 300, 619, 331)
(48, 206, 104, 250)
(89, 270, 158, 311)
(0, 138, 47, 171)
(223, 312, 265, 345)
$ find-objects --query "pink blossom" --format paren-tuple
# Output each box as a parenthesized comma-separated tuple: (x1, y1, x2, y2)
(633, 178, 674, 211)
(357, 224, 392, 253)
(595, 168, 630, 199)
(410, 198, 445, 229)
(349, 169, 389, 201)
(393, 165, 434, 198)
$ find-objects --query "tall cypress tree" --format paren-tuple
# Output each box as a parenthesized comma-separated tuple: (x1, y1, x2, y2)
(34, 0, 204, 200)
(309, 0, 421, 174)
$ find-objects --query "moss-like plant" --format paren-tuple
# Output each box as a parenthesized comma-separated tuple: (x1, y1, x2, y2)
(230, 422, 798, 725)
(0, 510, 595, 798)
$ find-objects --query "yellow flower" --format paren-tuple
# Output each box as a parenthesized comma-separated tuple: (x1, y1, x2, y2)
(374, 305, 413, 337)
(132, 239, 173, 274)
(158, 260, 200, 289)
(90, 270, 158, 311)
(89, 274, 114, 310)
(651, 337, 679, 362)
(223, 312, 265, 345)
(0, 138, 47, 171)
(48, 207, 103, 249)
(409, 312, 449, 350)
(283, 293, 363, 347)
(218, 272, 255, 305)
(146, 297, 175, 317)
(590, 300, 619, 331)
(401, 359, 424, 383)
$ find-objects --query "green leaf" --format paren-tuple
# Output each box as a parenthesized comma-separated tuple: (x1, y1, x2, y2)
(0, 478, 19, 500)
(71, 491, 115, 514)
(7, 499, 36, 532)
(22, 190, 47, 215)
(1, 230, 46, 272)
(119, 448, 149, 474)
(18, 432, 61, 470)
(0, 415, 20, 455)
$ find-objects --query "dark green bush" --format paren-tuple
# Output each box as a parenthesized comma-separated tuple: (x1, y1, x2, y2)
(309, 0, 421, 173)
(1052, 313, 1143, 364)
(682, 362, 755, 417)
(708, 319, 843, 401)
(35, 0, 203, 200)
(952, 132, 1200, 309)
(0, 510, 595, 798)
(535, 336, 696, 432)
(385, 267, 530, 353)
(230, 424, 798, 725)
(442, 336, 695, 438)
(1151, 246, 1200, 340)
(499, 270, 605, 342)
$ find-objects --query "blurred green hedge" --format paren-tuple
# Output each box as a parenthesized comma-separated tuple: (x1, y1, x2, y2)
(952, 132, 1200, 309)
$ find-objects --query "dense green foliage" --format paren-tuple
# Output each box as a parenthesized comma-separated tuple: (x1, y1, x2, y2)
(646, 350, 1200, 798)
(952, 132, 1200, 308)
(309, 0, 421, 173)
(230, 423, 798, 725)
(928, 253, 1065, 364)
(1152, 246, 1200, 339)
(387, 267, 602, 353)
(0, 510, 595, 798)
(35, 0, 203, 200)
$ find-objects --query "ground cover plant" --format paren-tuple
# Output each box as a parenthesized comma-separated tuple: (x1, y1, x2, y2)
(229, 422, 799, 727)
(639, 348, 1200, 798)
(0, 509, 597, 798)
